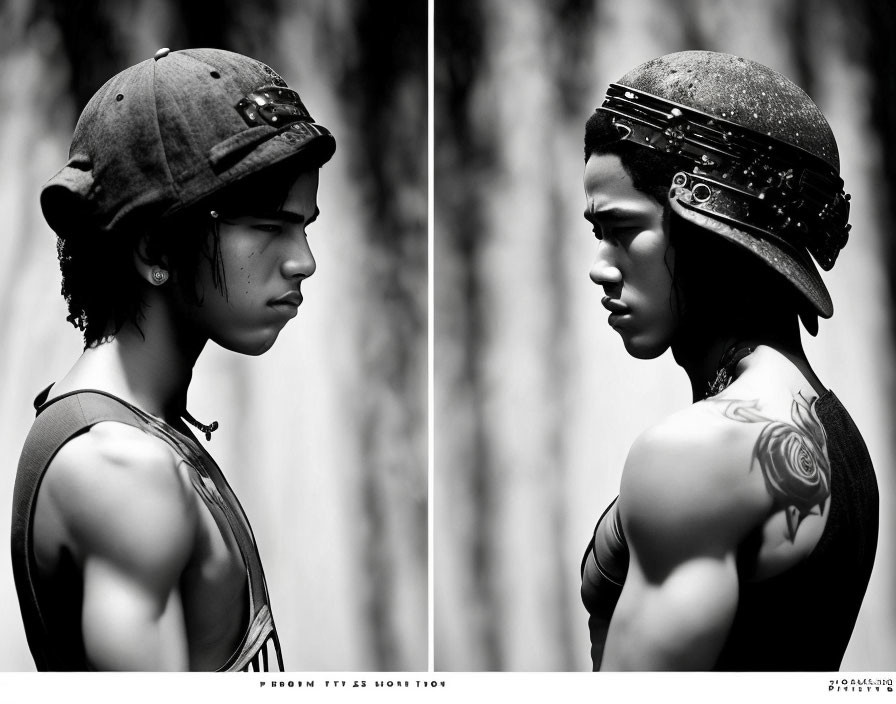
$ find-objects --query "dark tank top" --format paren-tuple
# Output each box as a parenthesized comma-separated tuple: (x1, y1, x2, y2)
(580, 391, 879, 671)
(11, 387, 284, 671)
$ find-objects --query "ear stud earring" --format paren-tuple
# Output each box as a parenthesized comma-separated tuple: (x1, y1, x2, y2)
(151, 267, 169, 285)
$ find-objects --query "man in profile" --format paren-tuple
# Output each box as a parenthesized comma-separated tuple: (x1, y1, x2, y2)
(580, 50, 878, 670)
(12, 47, 335, 671)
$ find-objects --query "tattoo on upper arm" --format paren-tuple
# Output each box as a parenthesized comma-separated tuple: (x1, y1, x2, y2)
(706, 392, 831, 541)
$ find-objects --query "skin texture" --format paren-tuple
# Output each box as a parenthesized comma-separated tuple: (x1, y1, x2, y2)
(584, 153, 677, 360)
(599, 352, 831, 670)
(705, 393, 831, 542)
(33, 169, 320, 671)
(584, 153, 831, 670)
(170, 169, 320, 357)
(36, 424, 197, 670)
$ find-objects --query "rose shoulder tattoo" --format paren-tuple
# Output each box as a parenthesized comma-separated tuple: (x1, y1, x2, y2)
(704, 392, 831, 542)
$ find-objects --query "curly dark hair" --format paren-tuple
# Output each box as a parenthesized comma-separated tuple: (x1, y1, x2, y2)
(58, 161, 307, 348)
(584, 110, 817, 337)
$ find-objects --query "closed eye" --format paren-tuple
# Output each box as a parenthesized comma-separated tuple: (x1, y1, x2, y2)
(253, 224, 284, 234)
(601, 225, 640, 244)
(588, 220, 638, 242)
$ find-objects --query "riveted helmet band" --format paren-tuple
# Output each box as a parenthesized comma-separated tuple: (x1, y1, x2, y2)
(599, 84, 851, 273)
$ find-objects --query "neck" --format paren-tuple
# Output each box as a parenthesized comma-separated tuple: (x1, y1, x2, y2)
(59, 287, 208, 422)
(671, 314, 807, 402)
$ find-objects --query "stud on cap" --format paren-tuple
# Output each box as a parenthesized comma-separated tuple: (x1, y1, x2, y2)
(153, 47, 170, 61)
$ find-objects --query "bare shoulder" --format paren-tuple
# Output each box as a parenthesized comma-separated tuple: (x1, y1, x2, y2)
(39, 421, 197, 578)
(701, 389, 832, 545)
(619, 401, 773, 567)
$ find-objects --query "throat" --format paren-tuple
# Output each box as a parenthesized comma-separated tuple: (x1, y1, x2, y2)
(673, 334, 753, 402)
(704, 341, 757, 399)
(58, 317, 205, 426)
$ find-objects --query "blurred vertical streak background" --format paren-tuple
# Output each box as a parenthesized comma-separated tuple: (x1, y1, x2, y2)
(435, 0, 896, 670)
(0, 0, 427, 670)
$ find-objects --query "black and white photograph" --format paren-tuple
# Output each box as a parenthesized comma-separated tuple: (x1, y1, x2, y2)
(1, 0, 896, 698)
(435, 0, 895, 672)
(0, 0, 427, 673)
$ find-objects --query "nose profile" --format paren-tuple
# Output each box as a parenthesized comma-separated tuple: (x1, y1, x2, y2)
(282, 231, 316, 279)
(589, 245, 621, 288)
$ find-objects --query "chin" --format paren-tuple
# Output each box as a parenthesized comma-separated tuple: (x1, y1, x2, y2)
(621, 335, 670, 360)
(215, 330, 282, 356)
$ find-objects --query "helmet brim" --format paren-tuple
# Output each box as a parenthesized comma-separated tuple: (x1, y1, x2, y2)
(669, 197, 833, 319)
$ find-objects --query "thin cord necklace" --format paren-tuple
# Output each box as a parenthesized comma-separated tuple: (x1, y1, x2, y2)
(181, 409, 219, 441)
(705, 341, 756, 399)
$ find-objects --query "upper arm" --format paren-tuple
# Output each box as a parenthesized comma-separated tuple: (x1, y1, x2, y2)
(41, 423, 197, 670)
(601, 419, 767, 670)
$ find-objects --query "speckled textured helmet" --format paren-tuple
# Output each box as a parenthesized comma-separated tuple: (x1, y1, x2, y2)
(596, 50, 850, 319)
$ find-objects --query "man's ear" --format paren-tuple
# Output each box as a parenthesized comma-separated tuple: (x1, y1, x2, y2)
(132, 233, 169, 285)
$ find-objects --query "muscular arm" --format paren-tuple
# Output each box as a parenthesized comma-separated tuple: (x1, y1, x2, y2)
(601, 548, 739, 669)
(600, 418, 768, 670)
(39, 423, 198, 670)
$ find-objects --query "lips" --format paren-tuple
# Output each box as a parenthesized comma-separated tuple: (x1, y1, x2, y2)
(269, 291, 303, 319)
(601, 296, 629, 314)
(601, 296, 631, 330)
(271, 291, 303, 308)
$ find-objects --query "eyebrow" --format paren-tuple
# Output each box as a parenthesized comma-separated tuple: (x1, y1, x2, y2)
(583, 205, 645, 222)
(267, 206, 320, 225)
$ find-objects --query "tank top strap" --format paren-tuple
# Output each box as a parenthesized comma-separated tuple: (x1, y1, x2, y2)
(182, 440, 280, 656)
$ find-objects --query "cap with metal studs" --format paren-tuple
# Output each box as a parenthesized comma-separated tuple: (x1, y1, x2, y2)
(41, 47, 335, 238)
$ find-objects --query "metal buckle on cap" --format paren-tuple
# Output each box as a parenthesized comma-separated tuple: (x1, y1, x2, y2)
(236, 86, 313, 128)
